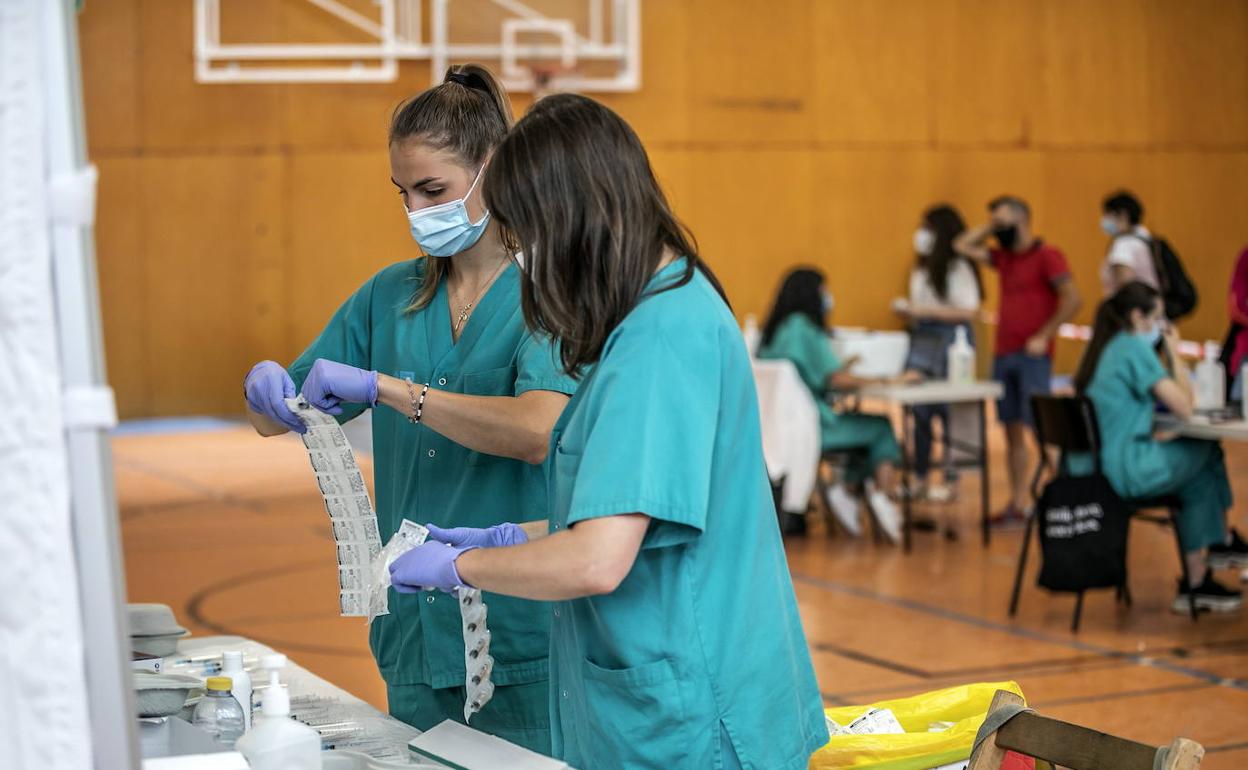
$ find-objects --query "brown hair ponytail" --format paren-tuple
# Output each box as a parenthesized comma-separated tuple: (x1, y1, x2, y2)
(391, 64, 514, 312)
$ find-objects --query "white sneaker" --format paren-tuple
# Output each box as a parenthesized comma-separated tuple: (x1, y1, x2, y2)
(866, 484, 902, 545)
(825, 483, 862, 537)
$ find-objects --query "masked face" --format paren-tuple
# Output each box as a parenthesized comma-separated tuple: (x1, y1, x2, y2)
(405, 164, 490, 257)
(1100, 214, 1121, 237)
(1134, 319, 1162, 347)
(913, 227, 936, 257)
(992, 224, 1019, 251)
(821, 289, 835, 314)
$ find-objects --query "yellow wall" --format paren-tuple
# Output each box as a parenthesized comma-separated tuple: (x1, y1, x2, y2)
(81, 0, 1248, 417)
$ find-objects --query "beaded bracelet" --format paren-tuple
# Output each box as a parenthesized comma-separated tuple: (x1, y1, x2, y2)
(405, 378, 431, 425)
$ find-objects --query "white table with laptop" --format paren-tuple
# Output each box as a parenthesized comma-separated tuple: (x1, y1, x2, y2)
(834, 329, 1003, 552)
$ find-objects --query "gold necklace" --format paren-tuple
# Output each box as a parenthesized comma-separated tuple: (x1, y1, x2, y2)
(451, 260, 507, 336)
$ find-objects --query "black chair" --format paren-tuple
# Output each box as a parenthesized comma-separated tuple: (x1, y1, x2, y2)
(1008, 395, 1196, 631)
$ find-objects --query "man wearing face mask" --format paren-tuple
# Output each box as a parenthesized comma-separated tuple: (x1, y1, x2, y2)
(1099, 191, 1159, 296)
(954, 195, 1082, 526)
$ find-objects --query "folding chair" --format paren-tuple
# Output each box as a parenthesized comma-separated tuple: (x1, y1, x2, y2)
(1008, 395, 1195, 631)
(968, 689, 1203, 770)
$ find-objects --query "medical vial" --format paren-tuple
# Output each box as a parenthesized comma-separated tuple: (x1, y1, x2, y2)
(192, 676, 246, 747)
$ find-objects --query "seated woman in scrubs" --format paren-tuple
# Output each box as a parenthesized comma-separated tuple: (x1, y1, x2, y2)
(756, 267, 911, 543)
(241, 64, 575, 751)
(389, 94, 829, 770)
(1074, 281, 1248, 613)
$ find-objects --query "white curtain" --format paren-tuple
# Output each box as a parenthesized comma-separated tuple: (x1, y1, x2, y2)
(0, 0, 95, 766)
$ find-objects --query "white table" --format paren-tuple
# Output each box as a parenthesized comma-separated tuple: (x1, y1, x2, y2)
(166, 636, 424, 764)
(1155, 415, 1248, 442)
(858, 380, 1004, 551)
(751, 359, 821, 514)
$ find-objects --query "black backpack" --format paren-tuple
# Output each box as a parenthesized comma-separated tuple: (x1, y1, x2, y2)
(1036, 472, 1131, 593)
(1130, 234, 1198, 320)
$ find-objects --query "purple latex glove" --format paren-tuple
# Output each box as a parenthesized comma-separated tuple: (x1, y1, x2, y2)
(389, 541, 479, 593)
(426, 522, 528, 549)
(243, 361, 306, 434)
(300, 358, 379, 415)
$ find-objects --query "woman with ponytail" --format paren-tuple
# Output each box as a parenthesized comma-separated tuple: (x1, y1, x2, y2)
(240, 64, 574, 750)
(1075, 281, 1246, 613)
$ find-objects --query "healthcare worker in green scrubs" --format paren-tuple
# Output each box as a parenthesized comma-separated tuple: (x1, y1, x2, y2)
(1074, 281, 1248, 613)
(242, 64, 574, 752)
(756, 267, 911, 543)
(388, 95, 828, 770)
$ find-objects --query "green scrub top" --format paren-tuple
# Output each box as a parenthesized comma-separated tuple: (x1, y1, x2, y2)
(1081, 332, 1177, 496)
(758, 314, 842, 430)
(290, 259, 576, 689)
(546, 260, 828, 770)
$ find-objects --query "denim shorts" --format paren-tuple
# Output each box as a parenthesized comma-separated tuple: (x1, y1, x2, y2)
(992, 352, 1052, 426)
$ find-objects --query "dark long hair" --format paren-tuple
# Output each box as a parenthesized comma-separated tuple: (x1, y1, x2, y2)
(483, 94, 727, 376)
(761, 268, 826, 347)
(920, 204, 981, 301)
(1073, 281, 1162, 393)
(390, 63, 514, 312)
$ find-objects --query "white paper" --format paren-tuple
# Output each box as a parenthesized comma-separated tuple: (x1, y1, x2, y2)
(408, 720, 569, 770)
(848, 707, 905, 736)
(286, 397, 385, 618)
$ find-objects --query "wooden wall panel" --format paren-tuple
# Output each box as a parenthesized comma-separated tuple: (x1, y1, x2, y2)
(1143, 0, 1248, 147)
(682, 150, 816, 319)
(596, 0, 691, 147)
(78, 1, 1248, 416)
(80, 0, 140, 155)
(137, 0, 284, 151)
(139, 156, 286, 416)
(95, 159, 148, 416)
(686, 0, 814, 145)
(927, 0, 1043, 146)
(285, 151, 416, 358)
(812, 1, 930, 145)
(1033, 0, 1151, 147)
(813, 149, 936, 332)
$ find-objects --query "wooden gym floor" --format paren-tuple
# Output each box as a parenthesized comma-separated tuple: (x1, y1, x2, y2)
(116, 415, 1248, 767)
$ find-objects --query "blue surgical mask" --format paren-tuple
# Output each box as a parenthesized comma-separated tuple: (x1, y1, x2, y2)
(1135, 321, 1162, 347)
(821, 290, 835, 314)
(1100, 215, 1120, 237)
(406, 165, 490, 257)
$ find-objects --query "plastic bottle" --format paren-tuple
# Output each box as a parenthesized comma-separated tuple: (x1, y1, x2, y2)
(221, 651, 252, 732)
(946, 325, 975, 385)
(191, 676, 245, 748)
(741, 314, 761, 357)
(1193, 341, 1225, 411)
(1240, 361, 1248, 420)
(235, 655, 321, 770)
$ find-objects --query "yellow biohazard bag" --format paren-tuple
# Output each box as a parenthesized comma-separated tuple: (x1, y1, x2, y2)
(808, 681, 1026, 770)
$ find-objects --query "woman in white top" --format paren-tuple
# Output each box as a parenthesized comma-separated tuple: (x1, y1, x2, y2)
(1100, 190, 1159, 296)
(896, 204, 982, 502)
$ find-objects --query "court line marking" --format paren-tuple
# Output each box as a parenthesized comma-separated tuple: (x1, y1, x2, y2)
(792, 572, 1248, 692)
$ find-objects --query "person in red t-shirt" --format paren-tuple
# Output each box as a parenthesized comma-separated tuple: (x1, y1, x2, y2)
(954, 196, 1083, 524)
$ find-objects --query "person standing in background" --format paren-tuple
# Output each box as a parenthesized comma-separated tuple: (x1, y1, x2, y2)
(896, 204, 982, 503)
(1099, 190, 1159, 296)
(954, 195, 1082, 526)
(1228, 246, 1248, 401)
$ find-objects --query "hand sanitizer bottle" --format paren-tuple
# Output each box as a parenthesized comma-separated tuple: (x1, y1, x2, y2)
(1194, 341, 1225, 411)
(235, 655, 321, 770)
(946, 325, 975, 385)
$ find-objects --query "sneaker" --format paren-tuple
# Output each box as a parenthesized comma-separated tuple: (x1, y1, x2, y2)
(825, 483, 862, 537)
(865, 483, 902, 545)
(1207, 528, 1248, 570)
(925, 483, 956, 504)
(1172, 570, 1243, 614)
